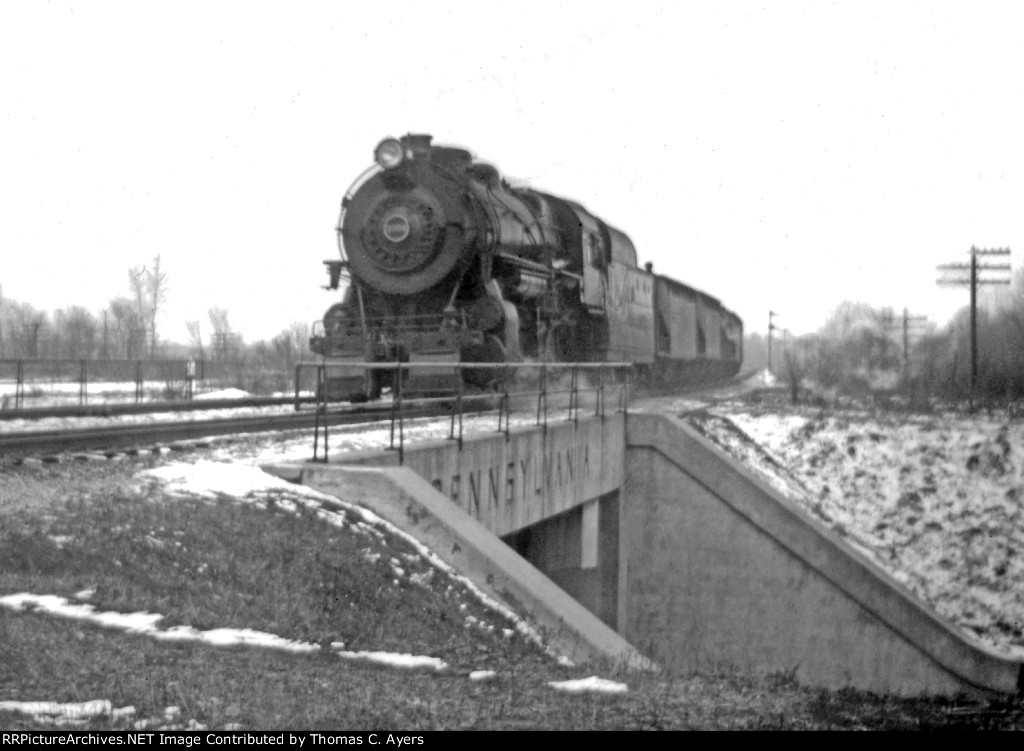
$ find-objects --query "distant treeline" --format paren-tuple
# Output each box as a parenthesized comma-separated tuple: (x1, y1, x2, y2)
(0, 256, 313, 395)
(742, 269, 1024, 403)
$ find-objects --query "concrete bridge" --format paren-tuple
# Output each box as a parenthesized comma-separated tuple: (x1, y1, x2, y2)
(266, 409, 1022, 696)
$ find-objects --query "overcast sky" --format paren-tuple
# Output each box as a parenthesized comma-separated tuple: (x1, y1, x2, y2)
(1, 1, 1021, 342)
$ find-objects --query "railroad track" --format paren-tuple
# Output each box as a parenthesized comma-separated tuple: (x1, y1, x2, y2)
(0, 370, 756, 463)
(0, 401, 490, 462)
(0, 395, 317, 421)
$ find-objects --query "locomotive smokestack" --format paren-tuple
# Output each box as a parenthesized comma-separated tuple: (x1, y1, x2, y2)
(404, 133, 433, 157)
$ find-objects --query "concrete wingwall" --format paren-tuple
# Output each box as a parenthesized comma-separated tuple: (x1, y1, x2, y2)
(624, 413, 1022, 696)
(267, 462, 649, 671)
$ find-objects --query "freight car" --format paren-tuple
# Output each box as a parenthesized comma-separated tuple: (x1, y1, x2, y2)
(310, 134, 742, 399)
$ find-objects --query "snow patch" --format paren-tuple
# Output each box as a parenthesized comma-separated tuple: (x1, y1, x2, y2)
(548, 676, 628, 694)
(194, 388, 252, 401)
(0, 700, 136, 727)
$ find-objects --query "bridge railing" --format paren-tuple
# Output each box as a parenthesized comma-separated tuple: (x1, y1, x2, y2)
(296, 361, 633, 464)
(0, 358, 208, 409)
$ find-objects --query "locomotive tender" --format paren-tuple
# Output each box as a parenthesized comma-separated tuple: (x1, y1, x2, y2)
(310, 134, 743, 399)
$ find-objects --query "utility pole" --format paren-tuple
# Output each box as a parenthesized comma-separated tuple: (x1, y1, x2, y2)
(767, 311, 779, 374)
(900, 308, 928, 382)
(31, 321, 42, 359)
(881, 309, 929, 382)
(937, 246, 1012, 393)
(55, 309, 62, 360)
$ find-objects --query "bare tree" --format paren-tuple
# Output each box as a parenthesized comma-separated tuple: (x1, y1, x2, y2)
(2, 301, 49, 358)
(208, 307, 237, 360)
(128, 264, 147, 348)
(128, 255, 169, 358)
(146, 255, 167, 357)
(108, 297, 146, 359)
(271, 321, 310, 372)
(185, 320, 205, 360)
(60, 306, 99, 359)
(783, 347, 805, 405)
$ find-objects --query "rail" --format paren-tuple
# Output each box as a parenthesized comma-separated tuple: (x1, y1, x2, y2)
(298, 361, 633, 464)
(0, 403, 467, 460)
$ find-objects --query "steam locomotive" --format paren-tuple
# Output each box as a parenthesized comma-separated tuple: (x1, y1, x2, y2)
(310, 134, 743, 399)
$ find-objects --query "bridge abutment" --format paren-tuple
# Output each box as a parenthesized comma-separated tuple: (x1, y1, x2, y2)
(265, 410, 1022, 696)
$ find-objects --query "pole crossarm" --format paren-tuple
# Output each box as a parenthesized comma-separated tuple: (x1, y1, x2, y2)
(936, 279, 1011, 285)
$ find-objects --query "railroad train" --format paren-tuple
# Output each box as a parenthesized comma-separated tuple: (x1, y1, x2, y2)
(310, 134, 743, 399)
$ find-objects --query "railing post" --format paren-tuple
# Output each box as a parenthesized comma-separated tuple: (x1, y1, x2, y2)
(574, 365, 580, 427)
(457, 364, 464, 450)
(449, 363, 464, 450)
(535, 364, 543, 427)
(312, 365, 324, 462)
(495, 366, 510, 441)
(618, 365, 626, 414)
(15, 361, 24, 409)
(452, 366, 460, 442)
(294, 364, 301, 411)
(618, 364, 626, 415)
(185, 359, 195, 400)
(396, 361, 405, 464)
(387, 361, 406, 464)
(496, 369, 503, 433)
(389, 363, 398, 452)
(322, 365, 330, 462)
(503, 370, 510, 442)
(540, 364, 548, 433)
(596, 365, 604, 421)
(79, 360, 87, 406)
(568, 365, 579, 425)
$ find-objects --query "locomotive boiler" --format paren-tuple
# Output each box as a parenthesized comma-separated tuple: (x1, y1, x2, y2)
(310, 134, 743, 399)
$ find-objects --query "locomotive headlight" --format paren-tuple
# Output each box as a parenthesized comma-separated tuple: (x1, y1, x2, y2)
(374, 138, 405, 170)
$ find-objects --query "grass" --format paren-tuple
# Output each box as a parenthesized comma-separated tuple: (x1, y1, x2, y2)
(3, 457, 1024, 730)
